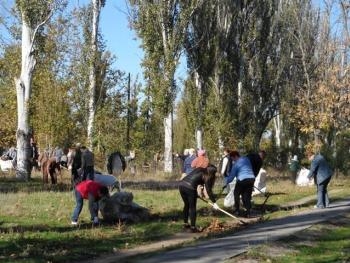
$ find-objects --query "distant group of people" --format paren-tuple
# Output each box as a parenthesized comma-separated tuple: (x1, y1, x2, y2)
(178, 146, 334, 233)
(0, 138, 39, 171)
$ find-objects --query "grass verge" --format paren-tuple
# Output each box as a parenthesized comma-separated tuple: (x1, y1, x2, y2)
(0, 169, 349, 262)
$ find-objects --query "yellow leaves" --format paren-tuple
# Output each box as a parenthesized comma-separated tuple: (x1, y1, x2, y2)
(292, 62, 350, 136)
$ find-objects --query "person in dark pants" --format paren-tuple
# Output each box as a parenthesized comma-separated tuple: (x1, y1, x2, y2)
(289, 155, 301, 184)
(71, 180, 109, 225)
(81, 146, 95, 181)
(226, 150, 265, 217)
(179, 165, 219, 232)
(307, 151, 333, 209)
(71, 143, 82, 185)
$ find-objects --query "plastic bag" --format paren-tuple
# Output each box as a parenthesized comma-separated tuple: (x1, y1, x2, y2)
(223, 187, 235, 207)
(223, 179, 236, 207)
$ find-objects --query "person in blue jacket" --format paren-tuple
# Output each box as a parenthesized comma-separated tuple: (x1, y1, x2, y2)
(307, 151, 333, 209)
(226, 154, 255, 217)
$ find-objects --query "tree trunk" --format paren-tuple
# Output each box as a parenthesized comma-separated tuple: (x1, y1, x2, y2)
(15, 17, 36, 180)
(164, 112, 173, 173)
(87, 0, 102, 148)
(273, 113, 282, 148)
(194, 71, 203, 150)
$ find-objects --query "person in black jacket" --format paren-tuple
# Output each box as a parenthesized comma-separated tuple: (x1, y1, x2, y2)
(246, 150, 266, 177)
(179, 164, 219, 232)
(71, 143, 82, 185)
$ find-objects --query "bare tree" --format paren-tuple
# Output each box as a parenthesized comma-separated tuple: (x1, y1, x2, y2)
(87, 0, 105, 149)
(14, 0, 64, 180)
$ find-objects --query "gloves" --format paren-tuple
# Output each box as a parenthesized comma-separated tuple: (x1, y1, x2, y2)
(212, 203, 219, 210)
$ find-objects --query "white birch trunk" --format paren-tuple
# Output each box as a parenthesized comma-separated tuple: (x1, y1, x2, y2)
(196, 129, 203, 150)
(164, 112, 173, 173)
(273, 113, 281, 148)
(14, 16, 36, 180)
(194, 71, 203, 150)
(87, 0, 101, 148)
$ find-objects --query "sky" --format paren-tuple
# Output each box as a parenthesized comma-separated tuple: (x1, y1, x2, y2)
(0, 0, 145, 79)
(95, 0, 187, 83)
(1, 0, 338, 85)
(97, 1, 144, 78)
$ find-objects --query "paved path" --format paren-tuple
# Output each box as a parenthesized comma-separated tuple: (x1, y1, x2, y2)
(134, 198, 350, 263)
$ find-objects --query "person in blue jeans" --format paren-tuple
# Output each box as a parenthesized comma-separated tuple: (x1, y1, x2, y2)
(307, 151, 333, 209)
(71, 180, 109, 225)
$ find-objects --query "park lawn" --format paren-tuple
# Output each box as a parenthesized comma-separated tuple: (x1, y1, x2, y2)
(0, 170, 349, 262)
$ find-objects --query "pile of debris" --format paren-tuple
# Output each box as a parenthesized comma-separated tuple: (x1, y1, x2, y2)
(99, 191, 150, 223)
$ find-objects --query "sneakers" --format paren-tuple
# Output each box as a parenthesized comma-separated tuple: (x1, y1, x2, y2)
(71, 221, 78, 226)
(182, 223, 191, 229)
(190, 227, 200, 233)
(313, 205, 325, 209)
(184, 226, 201, 233)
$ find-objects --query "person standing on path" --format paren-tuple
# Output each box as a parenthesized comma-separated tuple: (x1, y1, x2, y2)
(307, 151, 333, 209)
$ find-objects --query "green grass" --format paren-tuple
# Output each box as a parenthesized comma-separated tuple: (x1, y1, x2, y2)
(0, 169, 349, 262)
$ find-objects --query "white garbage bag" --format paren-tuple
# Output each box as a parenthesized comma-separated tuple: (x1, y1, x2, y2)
(0, 159, 14, 172)
(223, 179, 236, 207)
(296, 168, 314, 186)
(253, 168, 267, 196)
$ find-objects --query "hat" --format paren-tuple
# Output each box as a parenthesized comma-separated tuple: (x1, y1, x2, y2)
(198, 149, 206, 156)
(292, 155, 298, 161)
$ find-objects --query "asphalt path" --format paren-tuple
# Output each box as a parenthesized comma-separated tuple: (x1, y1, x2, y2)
(135, 198, 350, 263)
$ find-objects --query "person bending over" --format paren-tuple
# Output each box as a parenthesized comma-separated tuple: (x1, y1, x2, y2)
(179, 165, 218, 232)
(71, 180, 109, 225)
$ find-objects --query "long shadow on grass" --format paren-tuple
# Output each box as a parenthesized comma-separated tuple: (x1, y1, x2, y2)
(0, 177, 180, 193)
(0, 230, 136, 263)
(122, 180, 180, 190)
(0, 177, 72, 193)
(0, 222, 97, 234)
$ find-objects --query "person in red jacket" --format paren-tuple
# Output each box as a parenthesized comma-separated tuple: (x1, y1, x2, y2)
(71, 180, 109, 225)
